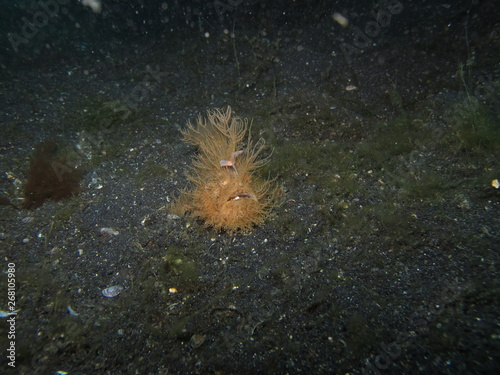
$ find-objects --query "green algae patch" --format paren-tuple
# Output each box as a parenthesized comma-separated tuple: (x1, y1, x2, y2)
(135, 161, 170, 186)
(450, 98, 500, 154)
(163, 252, 200, 284)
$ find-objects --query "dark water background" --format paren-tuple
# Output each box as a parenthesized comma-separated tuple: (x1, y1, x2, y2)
(0, 1, 499, 374)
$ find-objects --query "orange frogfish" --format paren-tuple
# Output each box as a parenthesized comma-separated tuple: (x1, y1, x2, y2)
(173, 106, 281, 233)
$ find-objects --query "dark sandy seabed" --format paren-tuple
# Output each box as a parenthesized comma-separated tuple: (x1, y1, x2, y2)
(0, 0, 499, 374)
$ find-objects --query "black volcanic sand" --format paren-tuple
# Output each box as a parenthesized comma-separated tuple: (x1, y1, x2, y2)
(0, 1, 498, 374)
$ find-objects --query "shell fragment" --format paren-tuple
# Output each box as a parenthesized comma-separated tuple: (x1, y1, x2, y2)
(102, 285, 124, 298)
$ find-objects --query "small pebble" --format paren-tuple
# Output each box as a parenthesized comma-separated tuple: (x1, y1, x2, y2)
(100, 227, 119, 236)
(189, 334, 206, 349)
